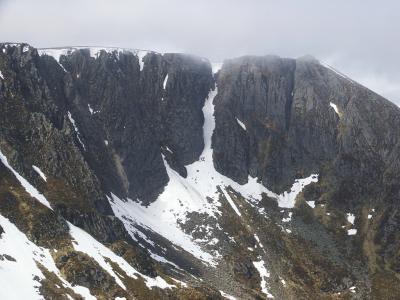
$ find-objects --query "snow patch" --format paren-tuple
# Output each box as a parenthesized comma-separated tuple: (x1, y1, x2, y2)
(253, 260, 273, 298)
(347, 213, 355, 225)
(277, 174, 319, 208)
(347, 229, 357, 235)
(67, 111, 86, 150)
(0, 71, 4, 80)
(329, 102, 340, 116)
(88, 104, 94, 114)
(211, 62, 223, 74)
(221, 188, 242, 217)
(306, 201, 315, 208)
(236, 118, 246, 130)
(68, 222, 174, 290)
(136, 51, 148, 71)
(163, 74, 169, 90)
(0, 150, 52, 209)
(220, 290, 237, 300)
(32, 165, 47, 182)
(282, 212, 292, 223)
(0, 215, 94, 300)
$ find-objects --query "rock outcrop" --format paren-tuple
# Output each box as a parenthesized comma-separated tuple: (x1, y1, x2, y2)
(1, 43, 400, 299)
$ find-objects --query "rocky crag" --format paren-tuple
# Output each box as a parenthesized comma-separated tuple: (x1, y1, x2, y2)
(1, 43, 400, 299)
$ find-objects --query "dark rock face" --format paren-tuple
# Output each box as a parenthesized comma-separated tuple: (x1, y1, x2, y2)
(58, 49, 213, 204)
(213, 55, 341, 192)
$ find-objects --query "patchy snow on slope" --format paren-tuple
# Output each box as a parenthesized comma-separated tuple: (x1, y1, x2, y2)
(109, 86, 319, 268)
(306, 201, 316, 208)
(38, 48, 70, 61)
(68, 222, 174, 290)
(277, 174, 319, 208)
(211, 62, 223, 74)
(253, 259, 273, 298)
(109, 191, 217, 266)
(221, 188, 242, 217)
(329, 102, 340, 116)
(0, 215, 94, 300)
(67, 111, 86, 150)
(88, 104, 94, 115)
(32, 165, 47, 182)
(347, 213, 355, 225)
(220, 290, 237, 300)
(163, 74, 169, 90)
(236, 118, 246, 130)
(347, 229, 357, 235)
(0, 70, 4, 80)
(136, 50, 148, 71)
(282, 212, 292, 223)
(0, 150, 52, 209)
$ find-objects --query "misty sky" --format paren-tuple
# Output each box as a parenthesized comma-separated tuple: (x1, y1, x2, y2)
(0, 0, 399, 104)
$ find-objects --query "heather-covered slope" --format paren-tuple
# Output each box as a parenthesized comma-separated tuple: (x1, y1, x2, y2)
(1, 43, 400, 299)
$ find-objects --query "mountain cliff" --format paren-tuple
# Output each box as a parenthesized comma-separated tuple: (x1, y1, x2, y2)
(1, 43, 400, 299)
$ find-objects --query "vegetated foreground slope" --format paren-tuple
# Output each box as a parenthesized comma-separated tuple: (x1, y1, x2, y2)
(1, 43, 400, 299)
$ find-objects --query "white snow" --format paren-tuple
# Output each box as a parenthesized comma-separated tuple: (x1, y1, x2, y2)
(68, 222, 174, 290)
(368, 214, 372, 219)
(220, 290, 237, 300)
(109, 192, 216, 266)
(23, 45, 29, 53)
(254, 234, 264, 249)
(87, 104, 100, 115)
(0, 215, 94, 300)
(163, 74, 169, 90)
(37, 49, 69, 72)
(211, 62, 223, 74)
(306, 201, 315, 208)
(347, 213, 355, 225)
(236, 118, 246, 130)
(221, 188, 242, 217)
(349, 286, 356, 293)
(347, 229, 357, 235)
(171, 278, 188, 287)
(88, 104, 94, 114)
(282, 212, 292, 223)
(104, 140, 109, 146)
(0, 71, 4, 80)
(277, 174, 319, 208)
(32, 165, 47, 182)
(329, 102, 340, 116)
(0, 150, 52, 209)
(253, 260, 273, 298)
(67, 111, 86, 150)
(136, 51, 148, 71)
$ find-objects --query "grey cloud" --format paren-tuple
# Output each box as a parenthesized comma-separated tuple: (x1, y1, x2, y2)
(0, 0, 399, 104)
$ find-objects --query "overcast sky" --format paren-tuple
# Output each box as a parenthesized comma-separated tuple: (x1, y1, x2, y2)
(0, 0, 399, 104)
